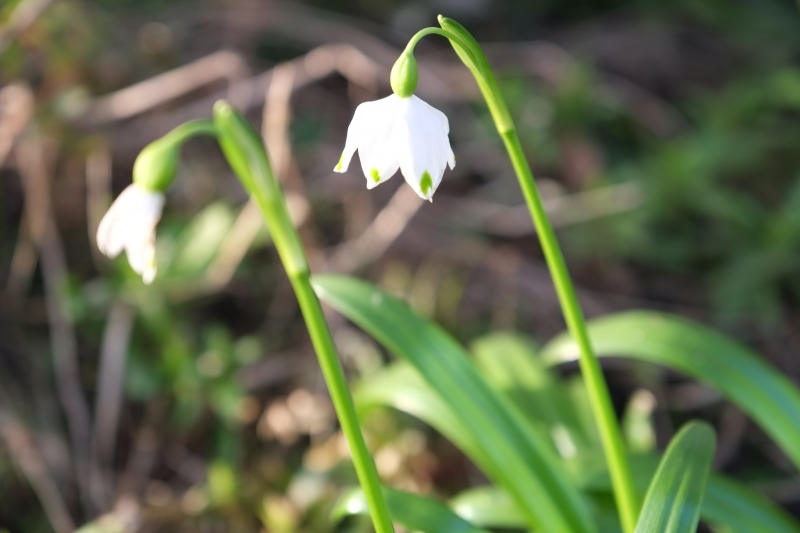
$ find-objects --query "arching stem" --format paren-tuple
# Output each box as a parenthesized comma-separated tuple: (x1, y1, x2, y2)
(212, 102, 395, 533)
(432, 16, 642, 533)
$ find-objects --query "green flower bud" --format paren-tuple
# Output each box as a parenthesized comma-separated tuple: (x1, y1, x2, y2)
(390, 51, 418, 98)
(132, 119, 217, 192)
(132, 137, 179, 192)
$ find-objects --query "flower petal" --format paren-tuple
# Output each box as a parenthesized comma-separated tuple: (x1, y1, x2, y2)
(96, 204, 125, 258)
(355, 95, 402, 185)
(96, 183, 165, 283)
(417, 96, 450, 134)
(361, 122, 401, 189)
(335, 95, 395, 173)
(397, 97, 450, 200)
(416, 96, 455, 170)
(337, 93, 454, 199)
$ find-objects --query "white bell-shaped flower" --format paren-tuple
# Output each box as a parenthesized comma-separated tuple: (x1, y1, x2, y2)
(334, 94, 455, 201)
(96, 183, 165, 284)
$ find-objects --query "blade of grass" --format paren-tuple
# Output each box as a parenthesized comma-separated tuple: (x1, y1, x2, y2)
(332, 486, 491, 533)
(314, 274, 596, 533)
(540, 311, 800, 470)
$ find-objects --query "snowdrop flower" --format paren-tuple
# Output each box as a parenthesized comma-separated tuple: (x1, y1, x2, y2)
(95, 123, 206, 285)
(96, 183, 165, 284)
(334, 51, 454, 201)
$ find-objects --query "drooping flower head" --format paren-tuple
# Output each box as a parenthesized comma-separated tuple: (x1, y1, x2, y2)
(334, 49, 454, 201)
(95, 120, 216, 284)
(96, 136, 177, 284)
(96, 183, 164, 284)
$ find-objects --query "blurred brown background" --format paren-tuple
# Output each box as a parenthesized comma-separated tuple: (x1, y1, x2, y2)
(2, 0, 800, 531)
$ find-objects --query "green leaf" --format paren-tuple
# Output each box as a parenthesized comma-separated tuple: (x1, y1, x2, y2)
(702, 475, 800, 533)
(358, 361, 800, 533)
(541, 311, 800, 470)
(471, 333, 590, 455)
(449, 469, 800, 533)
(448, 486, 529, 530)
(313, 274, 596, 533)
(332, 487, 490, 533)
(168, 201, 235, 276)
(634, 422, 715, 533)
(450, 485, 623, 533)
(622, 390, 657, 454)
(356, 361, 481, 461)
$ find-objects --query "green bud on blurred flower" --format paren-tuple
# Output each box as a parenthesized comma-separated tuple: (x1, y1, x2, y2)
(132, 137, 179, 192)
(390, 51, 418, 98)
(98, 119, 216, 284)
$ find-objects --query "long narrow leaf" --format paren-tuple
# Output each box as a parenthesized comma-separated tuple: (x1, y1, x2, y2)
(448, 486, 526, 529)
(450, 485, 623, 533)
(313, 274, 596, 533)
(332, 487, 491, 533)
(541, 311, 800, 469)
(635, 422, 715, 533)
(450, 472, 800, 533)
(359, 361, 800, 533)
(471, 333, 590, 454)
(356, 361, 484, 462)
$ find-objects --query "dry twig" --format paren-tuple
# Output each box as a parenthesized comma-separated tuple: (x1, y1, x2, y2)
(0, 407, 74, 533)
(0, 83, 34, 167)
(85, 145, 112, 268)
(328, 185, 424, 273)
(0, 0, 55, 55)
(14, 129, 94, 516)
(89, 300, 135, 511)
(80, 50, 249, 125)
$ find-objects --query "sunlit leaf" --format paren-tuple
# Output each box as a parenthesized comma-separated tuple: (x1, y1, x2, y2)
(332, 486, 491, 533)
(471, 333, 590, 456)
(541, 311, 800, 470)
(358, 361, 800, 533)
(314, 274, 596, 533)
(634, 422, 715, 533)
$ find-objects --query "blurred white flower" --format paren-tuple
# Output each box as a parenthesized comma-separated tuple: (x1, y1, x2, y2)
(96, 183, 165, 284)
(334, 94, 455, 201)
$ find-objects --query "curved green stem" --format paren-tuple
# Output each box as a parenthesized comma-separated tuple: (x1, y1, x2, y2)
(211, 103, 395, 533)
(406, 27, 468, 56)
(435, 17, 641, 533)
(162, 118, 218, 144)
(501, 133, 640, 533)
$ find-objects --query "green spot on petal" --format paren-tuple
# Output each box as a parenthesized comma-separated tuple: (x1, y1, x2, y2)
(420, 171, 433, 195)
(336, 154, 344, 171)
(370, 168, 381, 182)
